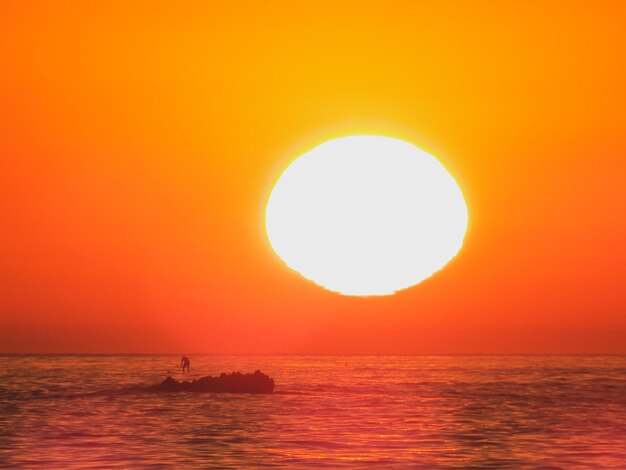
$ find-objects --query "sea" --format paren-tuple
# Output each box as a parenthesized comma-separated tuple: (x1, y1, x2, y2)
(0, 355, 625, 468)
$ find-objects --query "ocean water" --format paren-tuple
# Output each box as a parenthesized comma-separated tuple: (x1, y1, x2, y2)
(0, 355, 625, 469)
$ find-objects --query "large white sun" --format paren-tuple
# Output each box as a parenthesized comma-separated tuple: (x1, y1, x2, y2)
(265, 135, 468, 296)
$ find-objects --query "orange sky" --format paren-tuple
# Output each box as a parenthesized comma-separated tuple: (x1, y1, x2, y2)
(1, 1, 624, 353)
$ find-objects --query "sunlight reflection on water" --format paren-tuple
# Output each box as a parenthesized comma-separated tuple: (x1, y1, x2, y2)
(0, 355, 625, 468)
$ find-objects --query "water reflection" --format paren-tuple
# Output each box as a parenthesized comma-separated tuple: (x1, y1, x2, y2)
(0, 355, 624, 468)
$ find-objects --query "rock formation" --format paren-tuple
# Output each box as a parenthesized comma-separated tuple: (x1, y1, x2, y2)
(149, 370, 274, 394)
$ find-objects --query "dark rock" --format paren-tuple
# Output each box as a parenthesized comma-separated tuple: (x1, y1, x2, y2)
(149, 370, 274, 394)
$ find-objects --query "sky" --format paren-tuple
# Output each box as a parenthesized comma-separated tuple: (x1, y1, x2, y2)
(1, 1, 624, 354)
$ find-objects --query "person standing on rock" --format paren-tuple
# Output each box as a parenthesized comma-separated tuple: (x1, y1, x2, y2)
(180, 355, 190, 374)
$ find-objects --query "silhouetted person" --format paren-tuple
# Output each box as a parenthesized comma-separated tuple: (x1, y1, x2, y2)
(180, 356, 190, 374)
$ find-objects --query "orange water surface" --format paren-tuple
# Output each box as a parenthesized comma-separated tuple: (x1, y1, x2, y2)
(1, 355, 625, 468)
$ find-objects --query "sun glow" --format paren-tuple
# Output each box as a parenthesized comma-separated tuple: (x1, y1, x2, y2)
(266, 136, 468, 296)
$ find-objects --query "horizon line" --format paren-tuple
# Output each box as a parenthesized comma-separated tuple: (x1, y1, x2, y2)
(1, 352, 625, 356)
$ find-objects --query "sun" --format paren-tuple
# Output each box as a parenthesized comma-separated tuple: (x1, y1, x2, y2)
(265, 135, 468, 296)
